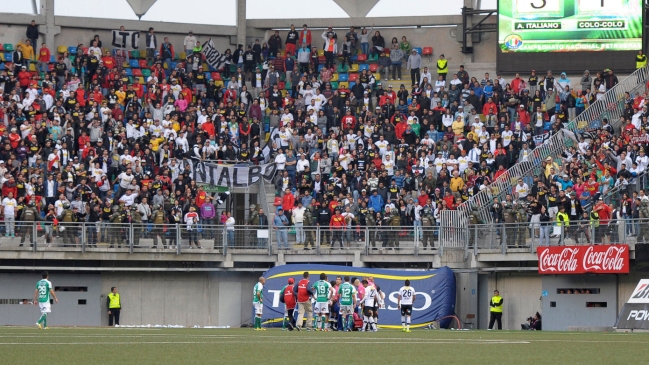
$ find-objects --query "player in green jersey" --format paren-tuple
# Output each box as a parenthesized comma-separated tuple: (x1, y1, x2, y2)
(33, 271, 58, 329)
(337, 276, 357, 331)
(311, 273, 333, 331)
(253, 277, 266, 331)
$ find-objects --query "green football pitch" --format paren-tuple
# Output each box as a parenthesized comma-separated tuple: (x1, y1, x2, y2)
(0, 327, 646, 365)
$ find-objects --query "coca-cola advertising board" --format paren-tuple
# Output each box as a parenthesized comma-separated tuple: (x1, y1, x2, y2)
(537, 245, 629, 274)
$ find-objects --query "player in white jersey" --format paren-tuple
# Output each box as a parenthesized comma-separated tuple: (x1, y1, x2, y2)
(398, 280, 417, 332)
(361, 279, 378, 332)
(34, 271, 58, 329)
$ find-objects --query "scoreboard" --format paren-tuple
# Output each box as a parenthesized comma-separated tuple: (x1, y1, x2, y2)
(498, 0, 643, 53)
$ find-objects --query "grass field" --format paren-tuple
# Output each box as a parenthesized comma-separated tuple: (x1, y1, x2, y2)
(1, 327, 647, 364)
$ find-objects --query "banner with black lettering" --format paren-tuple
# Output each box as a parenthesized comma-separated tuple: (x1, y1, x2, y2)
(259, 264, 456, 329)
(192, 162, 276, 188)
(201, 38, 227, 71)
(111, 30, 140, 49)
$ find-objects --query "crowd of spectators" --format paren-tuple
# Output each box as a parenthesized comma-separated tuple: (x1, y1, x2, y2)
(0, 21, 647, 248)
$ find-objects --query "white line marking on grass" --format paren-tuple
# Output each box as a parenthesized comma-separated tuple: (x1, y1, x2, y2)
(0, 340, 531, 346)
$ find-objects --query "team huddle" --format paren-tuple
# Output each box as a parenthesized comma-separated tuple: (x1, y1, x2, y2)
(253, 272, 416, 332)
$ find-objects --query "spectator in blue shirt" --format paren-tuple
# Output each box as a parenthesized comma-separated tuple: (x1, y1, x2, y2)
(369, 190, 385, 212)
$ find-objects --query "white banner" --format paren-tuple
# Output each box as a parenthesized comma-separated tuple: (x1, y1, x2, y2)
(628, 279, 649, 304)
(201, 38, 227, 70)
(193, 162, 277, 188)
(111, 30, 140, 49)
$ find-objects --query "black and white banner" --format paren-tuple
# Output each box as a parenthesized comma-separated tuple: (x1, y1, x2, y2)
(201, 38, 227, 70)
(616, 303, 649, 330)
(111, 30, 140, 49)
(192, 162, 277, 188)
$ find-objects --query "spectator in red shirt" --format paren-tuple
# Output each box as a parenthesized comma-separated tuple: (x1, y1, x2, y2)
(37, 43, 51, 74)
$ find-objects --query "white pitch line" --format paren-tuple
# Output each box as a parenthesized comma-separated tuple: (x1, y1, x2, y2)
(0, 340, 531, 345)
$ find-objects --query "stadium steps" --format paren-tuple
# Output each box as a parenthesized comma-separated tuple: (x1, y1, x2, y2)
(440, 66, 649, 244)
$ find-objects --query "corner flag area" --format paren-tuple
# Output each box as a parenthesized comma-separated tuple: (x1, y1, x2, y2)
(0, 327, 645, 364)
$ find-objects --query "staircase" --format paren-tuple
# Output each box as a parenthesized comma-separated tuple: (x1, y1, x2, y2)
(440, 66, 649, 247)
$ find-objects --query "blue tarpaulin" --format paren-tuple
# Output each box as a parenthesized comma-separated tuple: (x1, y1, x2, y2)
(258, 264, 456, 329)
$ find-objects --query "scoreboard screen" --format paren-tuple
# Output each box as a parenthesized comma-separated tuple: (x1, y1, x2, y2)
(498, 0, 643, 53)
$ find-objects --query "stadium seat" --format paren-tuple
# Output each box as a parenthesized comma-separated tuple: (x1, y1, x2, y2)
(422, 46, 433, 61)
(204, 72, 212, 80)
(138, 76, 145, 84)
(81, 47, 89, 55)
(48, 64, 54, 72)
(373, 73, 380, 81)
(413, 47, 423, 55)
(338, 73, 349, 82)
(170, 61, 178, 70)
(139, 60, 148, 68)
(339, 82, 348, 89)
(317, 64, 324, 72)
(0, 64, 4, 71)
(368, 54, 378, 61)
(57, 45, 68, 54)
(29, 63, 36, 72)
(129, 59, 139, 68)
(281, 90, 288, 97)
(4, 53, 12, 62)
(359, 64, 369, 71)
(0, 54, 3, 62)
(337, 64, 349, 73)
(132, 69, 142, 77)
(50, 55, 56, 63)
(130, 50, 140, 59)
(331, 73, 338, 82)
(123, 61, 130, 69)
(0, 44, 3, 52)
(330, 82, 338, 90)
(142, 69, 151, 78)
(278, 81, 285, 89)
(68, 46, 77, 55)
(179, 52, 186, 60)
(317, 49, 325, 57)
(214, 80, 224, 87)
(142, 85, 147, 93)
(369, 64, 378, 72)
(212, 72, 221, 80)
(348, 73, 359, 82)
(348, 82, 356, 89)
(318, 56, 326, 64)
(356, 54, 367, 62)
(125, 69, 133, 76)
(349, 64, 359, 72)
(3, 44, 14, 52)
(229, 64, 237, 73)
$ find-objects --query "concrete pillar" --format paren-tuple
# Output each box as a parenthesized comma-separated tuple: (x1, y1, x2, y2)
(463, 0, 474, 63)
(237, 0, 247, 47)
(40, 0, 60, 50)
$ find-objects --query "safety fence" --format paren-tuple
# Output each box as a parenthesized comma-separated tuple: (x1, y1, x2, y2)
(1, 220, 645, 257)
(0, 222, 441, 257)
(469, 217, 646, 255)
(441, 67, 649, 247)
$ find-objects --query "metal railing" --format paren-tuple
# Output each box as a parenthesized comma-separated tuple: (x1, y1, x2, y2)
(0, 222, 441, 257)
(441, 67, 649, 248)
(470, 217, 645, 254)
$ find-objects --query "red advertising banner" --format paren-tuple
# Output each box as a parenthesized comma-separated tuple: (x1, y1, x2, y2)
(537, 245, 629, 274)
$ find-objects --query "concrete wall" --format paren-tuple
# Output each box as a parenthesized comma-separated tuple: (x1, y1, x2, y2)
(0, 22, 496, 77)
(0, 271, 258, 327)
(542, 275, 618, 331)
(0, 273, 103, 326)
(474, 272, 542, 330)
(454, 272, 478, 328)
(0, 24, 234, 56)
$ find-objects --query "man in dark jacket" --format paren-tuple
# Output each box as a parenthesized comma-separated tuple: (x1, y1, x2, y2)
(316, 204, 332, 246)
(26, 20, 39, 48)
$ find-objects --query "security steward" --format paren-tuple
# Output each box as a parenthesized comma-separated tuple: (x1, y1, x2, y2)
(107, 286, 122, 326)
(436, 54, 448, 81)
(488, 289, 503, 330)
(556, 205, 570, 245)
